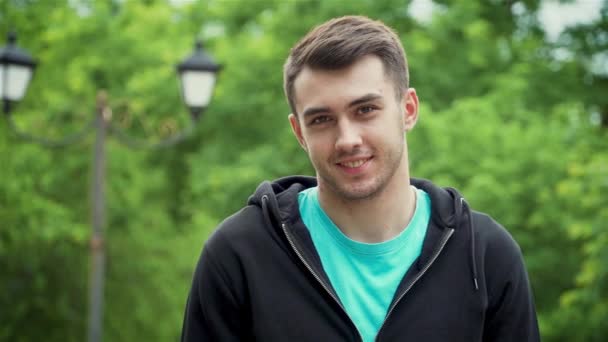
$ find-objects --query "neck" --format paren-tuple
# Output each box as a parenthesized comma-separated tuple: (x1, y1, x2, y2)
(317, 164, 416, 243)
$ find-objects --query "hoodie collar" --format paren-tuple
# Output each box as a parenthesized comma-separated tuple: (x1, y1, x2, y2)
(249, 176, 479, 291)
(250, 176, 462, 230)
(411, 178, 479, 291)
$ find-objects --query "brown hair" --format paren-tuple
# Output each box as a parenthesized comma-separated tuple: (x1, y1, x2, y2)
(283, 15, 409, 116)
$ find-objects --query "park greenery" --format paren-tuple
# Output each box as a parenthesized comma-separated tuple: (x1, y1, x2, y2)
(1, 0, 606, 341)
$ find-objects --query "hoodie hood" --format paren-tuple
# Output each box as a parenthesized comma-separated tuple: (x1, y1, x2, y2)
(248, 175, 479, 291)
(412, 178, 479, 291)
(248, 176, 315, 224)
(248, 175, 316, 209)
(249, 176, 461, 228)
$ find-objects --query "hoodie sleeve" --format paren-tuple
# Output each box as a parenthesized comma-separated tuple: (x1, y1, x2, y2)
(480, 218, 540, 342)
(181, 231, 247, 342)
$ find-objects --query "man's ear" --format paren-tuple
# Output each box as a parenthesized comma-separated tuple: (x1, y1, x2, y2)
(402, 88, 419, 132)
(288, 113, 307, 151)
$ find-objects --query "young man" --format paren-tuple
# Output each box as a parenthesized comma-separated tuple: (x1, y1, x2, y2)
(181, 16, 540, 341)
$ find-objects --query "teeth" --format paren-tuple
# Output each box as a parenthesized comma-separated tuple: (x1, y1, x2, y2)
(342, 159, 366, 168)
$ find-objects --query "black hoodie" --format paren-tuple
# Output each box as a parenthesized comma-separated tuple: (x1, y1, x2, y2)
(181, 176, 540, 341)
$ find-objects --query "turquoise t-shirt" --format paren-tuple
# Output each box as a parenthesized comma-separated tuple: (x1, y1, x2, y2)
(298, 186, 431, 342)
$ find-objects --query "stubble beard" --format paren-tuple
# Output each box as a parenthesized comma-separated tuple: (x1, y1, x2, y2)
(317, 140, 405, 203)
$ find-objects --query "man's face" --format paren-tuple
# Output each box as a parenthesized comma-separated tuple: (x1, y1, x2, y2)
(289, 55, 418, 201)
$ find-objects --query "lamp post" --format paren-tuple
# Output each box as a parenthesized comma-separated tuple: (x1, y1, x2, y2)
(1, 32, 220, 342)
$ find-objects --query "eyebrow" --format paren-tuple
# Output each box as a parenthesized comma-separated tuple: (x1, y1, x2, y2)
(301, 93, 383, 118)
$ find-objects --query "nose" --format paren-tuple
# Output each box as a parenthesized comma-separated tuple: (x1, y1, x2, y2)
(335, 119, 362, 152)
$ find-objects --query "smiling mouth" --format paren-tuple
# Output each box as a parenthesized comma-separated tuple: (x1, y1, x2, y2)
(337, 157, 372, 168)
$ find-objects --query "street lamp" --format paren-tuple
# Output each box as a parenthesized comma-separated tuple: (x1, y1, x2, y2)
(2, 32, 220, 128)
(1, 31, 220, 342)
(177, 40, 221, 120)
(0, 32, 36, 114)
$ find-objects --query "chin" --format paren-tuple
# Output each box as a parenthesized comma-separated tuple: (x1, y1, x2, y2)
(335, 181, 385, 201)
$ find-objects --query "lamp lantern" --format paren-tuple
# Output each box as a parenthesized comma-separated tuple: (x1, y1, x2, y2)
(176, 40, 220, 120)
(0, 32, 36, 113)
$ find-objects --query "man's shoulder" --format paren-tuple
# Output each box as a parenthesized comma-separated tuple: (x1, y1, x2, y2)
(220, 205, 266, 235)
(470, 210, 525, 272)
(471, 211, 519, 247)
(204, 205, 268, 254)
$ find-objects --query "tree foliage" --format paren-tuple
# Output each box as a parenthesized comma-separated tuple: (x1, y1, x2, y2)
(1, 0, 606, 341)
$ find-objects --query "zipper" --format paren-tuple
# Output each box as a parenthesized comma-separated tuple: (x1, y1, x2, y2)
(280, 222, 363, 342)
(375, 228, 455, 341)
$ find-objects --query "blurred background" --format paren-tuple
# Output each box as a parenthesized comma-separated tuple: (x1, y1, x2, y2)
(0, 0, 606, 341)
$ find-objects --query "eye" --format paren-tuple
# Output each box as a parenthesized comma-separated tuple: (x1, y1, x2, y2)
(309, 115, 332, 126)
(357, 105, 377, 115)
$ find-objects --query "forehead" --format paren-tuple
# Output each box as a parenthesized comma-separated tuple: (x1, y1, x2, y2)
(293, 55, 391, 113)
